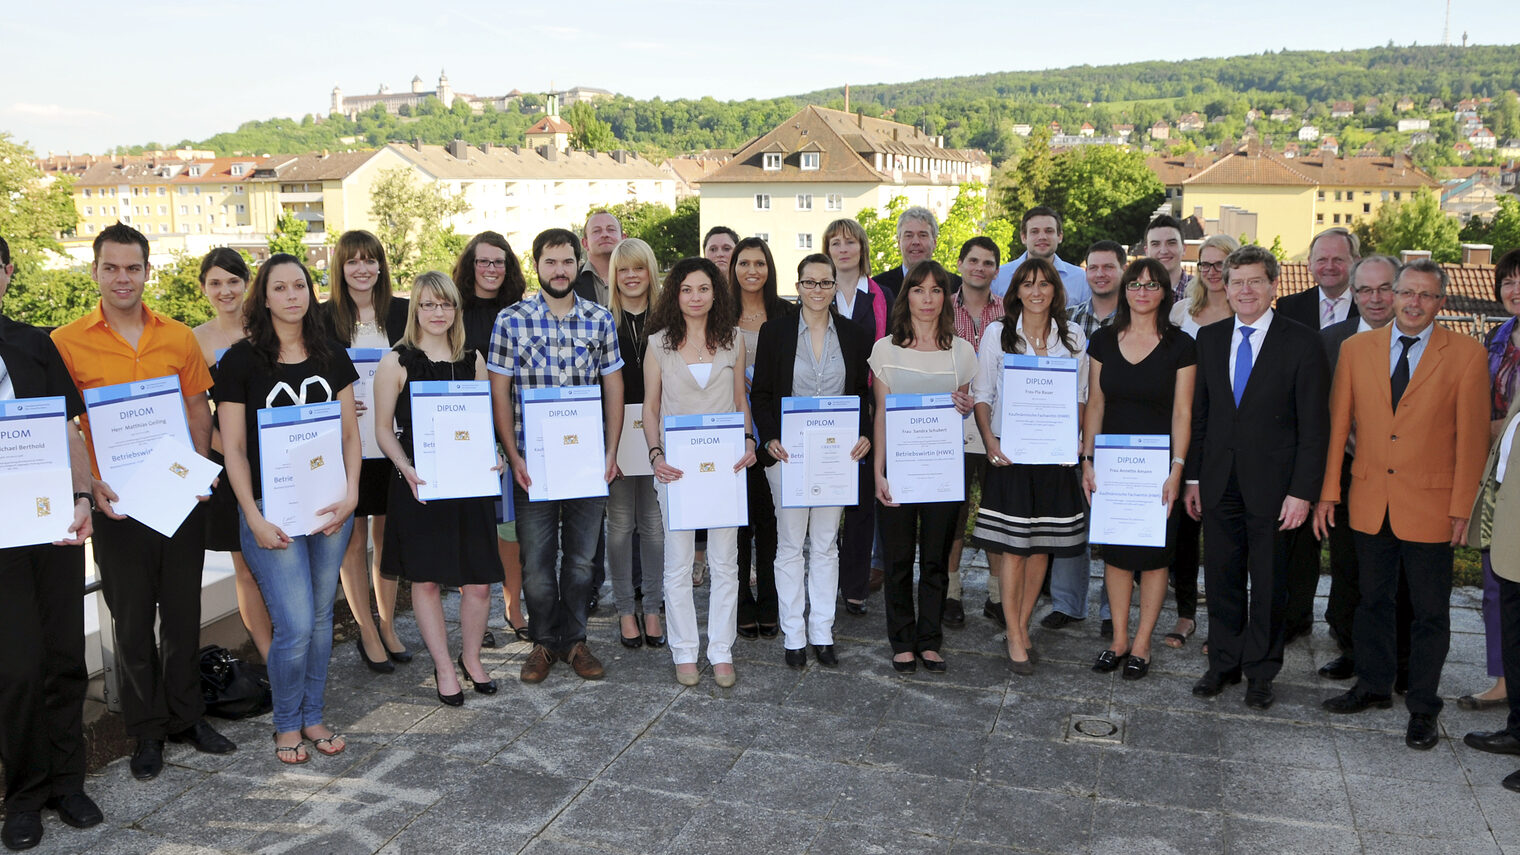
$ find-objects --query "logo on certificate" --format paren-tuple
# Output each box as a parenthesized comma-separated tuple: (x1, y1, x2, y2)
(699, 462, 716, 473)
(453, 430, 470, 441)
(169, 462, 189, 479)
(633, 419, 643, 429)
(309, 455, 325, 470)
(36, 497, 51, 517)
(562, 434, 579, 446)
(826, 437, 836, 444)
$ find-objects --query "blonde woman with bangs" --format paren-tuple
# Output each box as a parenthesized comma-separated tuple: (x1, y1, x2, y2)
(372, 272, 503, 706)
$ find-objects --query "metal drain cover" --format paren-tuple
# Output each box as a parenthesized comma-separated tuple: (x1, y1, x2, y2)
(1066, 713, 1124, 744)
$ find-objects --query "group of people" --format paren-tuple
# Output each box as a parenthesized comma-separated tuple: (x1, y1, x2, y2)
(3, 199, 1519, 849)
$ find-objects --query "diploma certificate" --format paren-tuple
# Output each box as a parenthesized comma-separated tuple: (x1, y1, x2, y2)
(883, 394, 965, 504)
(82, 375, 192, 491)
(616, 403, 652, 477)
(0, 397, 75, 548)
(778, 396, 860, 508)
(113, 436, 222, 537)
(663, 412, 748, 530)
(257, 401, 346, 535)
(999, 354, 1080, 465)
(410, 380, 499, 501)
(1088, 434, 1170, 548)
(348, 348, 387, 459)
(522, 385, 607, 501)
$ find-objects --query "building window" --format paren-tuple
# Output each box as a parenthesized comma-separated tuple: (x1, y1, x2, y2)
(1393, 191, 1401, 201)
(755, 194, 771, 210)
(83, 206, 93, 216)
(826, 193, 843, 211)
(1317, 190, 1325, 201)
(231, 165, 245, 176)
(237, 204, 246, 214)
(1333, 190, 1343, 201)
(796, 194, 812, 211)
(221, 205, 228, 214)
(1333, 214, 1341, 224)
(195, 205, 202, 214)
(157, 187, 166, 196)
(82, 188, 92, 198)
(754, 233, 769, 243)
(800, 152, 819, 170)
(1363, 203, 1371, 214)
(1382, 191, 1390, 202)
(180, 205, 188, 215)
(235, 185, 245, 194)
(1316, 213, 1325, 224)
(159, 224, 169, 233)
(797, 233, 814, 250)
(157, 205, 166, 215)
(762, 153, 782, 171)
(86, 224, 96, 234)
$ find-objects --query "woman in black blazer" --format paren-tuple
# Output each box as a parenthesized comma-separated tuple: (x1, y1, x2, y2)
(751, 252, 873, 668)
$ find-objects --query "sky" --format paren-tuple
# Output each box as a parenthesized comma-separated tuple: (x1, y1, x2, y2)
(3, 0, 1519, 156)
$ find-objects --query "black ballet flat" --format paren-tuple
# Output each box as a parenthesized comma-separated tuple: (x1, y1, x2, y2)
(758, 623, 780, 639)
(357, 639, 395, 674)
(1092, 649, 1129, 673)
(891, 655, 917, 674)
(457, 655, 496, 694)
(434, 669, 464, 706)
(917, 652, 947, 673)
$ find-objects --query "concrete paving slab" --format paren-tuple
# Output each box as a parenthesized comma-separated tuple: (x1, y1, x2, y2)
(955, 783, 1093, 853)
(978, 733, 1104, 795)
(542, 780, 703, 855)
(664, 801, 821, 855)
(1090, 800, 1228, 855)
(1223, 816, 1363, 854)
(807, 820, 955, 854)
(863, 718, 990, 780)
(1218, 759, 1354, 826)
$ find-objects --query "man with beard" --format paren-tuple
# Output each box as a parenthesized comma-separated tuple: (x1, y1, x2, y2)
(490, 229, 625, 683)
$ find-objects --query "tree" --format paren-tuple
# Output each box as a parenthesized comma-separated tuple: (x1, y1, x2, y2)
(1494, 91, 1520, 142)
(0, 132, 78, 311)
(933, 182, 1016, 268)
(564, 100, 616, 152)
(1042, 146, 1165, 263)
(267, 210, 309, 257)
(3, 268, 96, 328)
(1367, 188, 1461, 262)
(1461, 194, 1520, 256)
(1000, 126, 1055, 222)
(145, 251, 213, 327)
(856, 195, 910, 273)
(368, 168, 469, 286)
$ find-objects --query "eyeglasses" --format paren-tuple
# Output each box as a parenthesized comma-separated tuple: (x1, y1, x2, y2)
(1393, 288, 1443, 302)
(474, 258, 507, 269)
(1196, 261, 1224, 273)
(798, 279, 837, 291)
(418, 301, 456, 313)
(1352, 285, 1394, 297)
(1125, 281, 1164, 291)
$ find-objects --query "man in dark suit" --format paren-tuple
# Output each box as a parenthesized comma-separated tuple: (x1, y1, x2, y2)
(1185, 245, 1330, 710)
(872, 206, 959, 300)
(1272, 227, 1362, 645)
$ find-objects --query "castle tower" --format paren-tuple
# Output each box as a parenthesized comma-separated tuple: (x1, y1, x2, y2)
(330, 85, 343, 116)
(438, 69, 453, 108)
(411, 74, 424, 94)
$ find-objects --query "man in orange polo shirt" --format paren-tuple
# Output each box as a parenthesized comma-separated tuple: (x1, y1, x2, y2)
(51, 224, 235, 781)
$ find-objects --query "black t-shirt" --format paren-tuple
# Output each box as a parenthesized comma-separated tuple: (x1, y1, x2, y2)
(214, 339, 358, 499)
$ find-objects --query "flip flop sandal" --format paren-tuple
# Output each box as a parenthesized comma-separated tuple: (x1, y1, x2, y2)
(304, 732, 347, 756)
(273, 734, 309, 765)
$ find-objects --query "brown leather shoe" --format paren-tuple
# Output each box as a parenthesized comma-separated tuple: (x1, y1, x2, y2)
(519, 645, 555, 684)
(566, 642, 606, 680)
(868, 567, 885, 592)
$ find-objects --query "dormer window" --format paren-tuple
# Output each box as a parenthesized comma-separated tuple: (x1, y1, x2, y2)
(763, 153, 782, 171)
(800, 152, 819, 171)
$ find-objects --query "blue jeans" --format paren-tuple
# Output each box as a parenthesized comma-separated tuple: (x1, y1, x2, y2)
(239, 505, 353, 733)
(514, 486, 605, 654)
(1049, 553, 1110, 620)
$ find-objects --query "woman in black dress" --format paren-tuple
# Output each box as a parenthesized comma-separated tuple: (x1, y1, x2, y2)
(372, 272, 503, 705)
(1081, 258, 1197, 681)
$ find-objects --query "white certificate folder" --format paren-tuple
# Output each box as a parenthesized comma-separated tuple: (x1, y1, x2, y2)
(1088, 434, 1169, 548)
(0, 396, 75, 548)
(999, 354, 1080, 465)
(778, 396, 860, 508)
(410, 380, 499, 501)
(257, 401, 347, 535)
(348, 348, 387, 459)
(883, 394, 965, 504)
(522, 385, 607, 501)
(663, 412, 748, 530)
(82, 374, 191, 490)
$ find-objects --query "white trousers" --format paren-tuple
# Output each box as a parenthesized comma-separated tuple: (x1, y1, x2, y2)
(765, 465, 842, 649)
(655, 481, 739, 666)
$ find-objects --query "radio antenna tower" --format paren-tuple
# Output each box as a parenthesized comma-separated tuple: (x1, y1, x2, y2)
(1442, 0, 1452, 45)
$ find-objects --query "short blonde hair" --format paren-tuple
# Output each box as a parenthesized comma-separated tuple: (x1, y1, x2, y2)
(608, 238, 660, 328)
(1186, 234, 1242, 317)
(401, 271, 466, 362)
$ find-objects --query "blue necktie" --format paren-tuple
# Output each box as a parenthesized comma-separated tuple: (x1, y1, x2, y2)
(1233, 326, 1255, 406)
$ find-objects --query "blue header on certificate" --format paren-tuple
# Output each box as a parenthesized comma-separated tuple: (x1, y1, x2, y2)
(346, 347, 386, 363)
(885, 393, 955, 411)
(523, 385, 600, 404)
(781, 396, 859, 414)
(0, 396, 67, 421)
(1095, 434, 1170, 449)
(1003, 354, 1079, 372)
(664, 412, 745, 431)
(411, 380, 490, 397)
(82, 374, 182, 406)
(257, 400, 342, 429)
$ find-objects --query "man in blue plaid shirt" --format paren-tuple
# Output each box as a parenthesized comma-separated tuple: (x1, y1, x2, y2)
(488, 228, 625, 684)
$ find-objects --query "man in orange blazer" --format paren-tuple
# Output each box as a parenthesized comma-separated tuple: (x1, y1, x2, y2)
(1313, 259, 1489, 750)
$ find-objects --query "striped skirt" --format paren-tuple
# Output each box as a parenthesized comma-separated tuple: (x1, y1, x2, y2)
(971, 463, 1088, 557)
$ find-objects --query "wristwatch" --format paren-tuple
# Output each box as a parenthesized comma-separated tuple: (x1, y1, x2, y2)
(74, 491, 96, 510)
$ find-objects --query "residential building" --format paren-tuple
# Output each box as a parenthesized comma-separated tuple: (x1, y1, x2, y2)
(1178, 112, 1204, 132)
(1270, 108, 1294, 122)
(660, 154, 730, 200)
(1011, 123, 1032, 137)
(1397, 117, 1431, 133)
(1470, 127, 1498, 150)
(1320, 137, 1339, 156)
(1298, 125, 1320, 142)
(1148, 153, 1220, 215)
(1396, 97, 1416, 112)
(1113, 124, 1135, 140)
(1363, 98, 1381, 115)
(1150, 121, 1171, 141)
(698, 105, 990, 292)
(65, 154, 268, 243)
(1331, 101, 1354, 118)
(1079, 123, 1095, 137)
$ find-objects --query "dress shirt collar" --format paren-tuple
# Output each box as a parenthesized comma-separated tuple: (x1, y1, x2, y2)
(1233, 308, 1274, 337)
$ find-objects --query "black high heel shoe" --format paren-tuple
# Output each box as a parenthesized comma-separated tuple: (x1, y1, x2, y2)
(457, 655, 497, 694)
(357, 639, 395, 674)
(435, 669, 465, 706)
(643, 615, 666, 649)
(385, 644, 414, 664)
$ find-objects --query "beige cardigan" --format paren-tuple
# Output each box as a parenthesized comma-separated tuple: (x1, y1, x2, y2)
(1472, 395, 1520, 581)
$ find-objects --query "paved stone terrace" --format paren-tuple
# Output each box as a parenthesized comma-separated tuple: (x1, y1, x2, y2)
(23, 558, 1518, 854)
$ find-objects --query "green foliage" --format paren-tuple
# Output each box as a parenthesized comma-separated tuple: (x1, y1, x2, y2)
(563, 101, 617, 151)
(145, 251, 215, 327)
(1268, 235, 1287, 261)
(267, 211, 309, 257)
(1459, 195, 1520, 257)
(1041, 146, 1165, 263)
(857, 196, 910, 273)
(593, 198, 698, 266)
(933, 183, 1016, 269)
(1495, 92, 1520, 142)
(1367, 189, 1462, 262)
(3, 268, 96, 328)
(0, 132, 78, 286)
(1002, 127, 1055, 225)
(368, 168, 470, 286)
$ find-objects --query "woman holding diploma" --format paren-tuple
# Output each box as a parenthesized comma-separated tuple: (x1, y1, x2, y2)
(192, 248, 272, 662)
(217, 253, 361, 763)
(751, 253, 872, 668)
(733, 236, 791, 640)
(1081, 258, 1196, 681)
(372, 272, 503, 705)
(322, 230, 412, 672)
(870, 261, 977, 673)
(644, 257, 758, 688)
(970, 258, 1089, 675)
(606, 238, 665, 649)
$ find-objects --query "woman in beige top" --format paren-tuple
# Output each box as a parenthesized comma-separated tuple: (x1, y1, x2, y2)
(644, 257, 759, 688)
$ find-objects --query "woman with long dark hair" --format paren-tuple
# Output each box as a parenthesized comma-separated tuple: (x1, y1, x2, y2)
(216, 253, 361, 763)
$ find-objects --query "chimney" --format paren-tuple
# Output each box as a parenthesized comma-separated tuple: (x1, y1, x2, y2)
(511, 145, 520, 155)
(479, 142, 492, 155)
(447, 139, 468, 159)
(413, 138, 423, 151)
(1400, 249, 1433, 264)
(857, 110, 863, 128)
(612, 149, 628, 164)
(843, 84, 850, 114)
(892, 128, 899, 141)
(1461, 243, 1494, 265)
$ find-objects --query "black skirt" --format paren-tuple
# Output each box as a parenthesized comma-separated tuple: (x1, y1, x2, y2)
(203, 449, 241, 552)
(970, 463, 1087, 557)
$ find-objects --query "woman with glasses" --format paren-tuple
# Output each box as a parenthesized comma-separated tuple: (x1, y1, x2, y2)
(971, 257, 1088, 675)
(453, 233, 530, 642)
(372, 272, 502, 706)
(1081, 258, 1196, 681)
(1163, 234, 1238, 649)
(751, 254, 872, 668)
